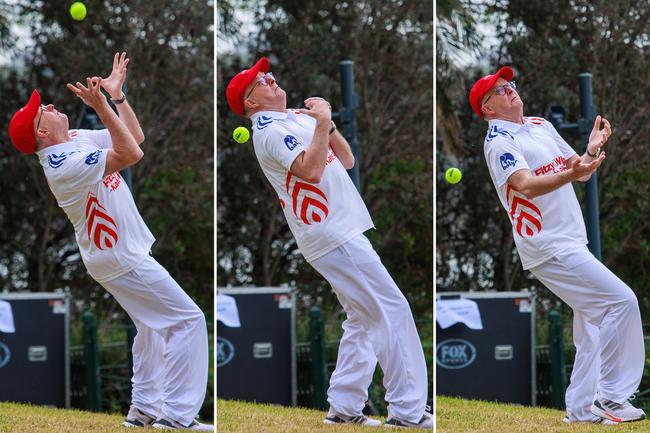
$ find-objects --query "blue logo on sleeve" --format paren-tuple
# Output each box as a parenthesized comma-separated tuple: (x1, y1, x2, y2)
(85, 150, 101, 165)
(47, 151, 81, 169)
(500, 153, 517, 170)
(48, 153, 69, 169)
(256, 116, 274, 130)
(487, 125, 515, 142)
(284, 135, 300, 151)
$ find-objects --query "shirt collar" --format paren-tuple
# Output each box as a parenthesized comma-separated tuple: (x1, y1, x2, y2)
(487, 118, 528, 134)
(250, 110, 289, 121)
(250, 109, 307, 122)
(36, 139, 77, 161)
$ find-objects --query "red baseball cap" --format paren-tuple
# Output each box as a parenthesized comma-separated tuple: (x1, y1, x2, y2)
(469, 66, 514, 117)
(226, 57, 270, 116)
(9, 90, 41, 154)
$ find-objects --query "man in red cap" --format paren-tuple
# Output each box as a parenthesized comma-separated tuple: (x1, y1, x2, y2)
(8, 53, 212, 431)
(470, 66, 645, 424)
(225, 58, 431, 429)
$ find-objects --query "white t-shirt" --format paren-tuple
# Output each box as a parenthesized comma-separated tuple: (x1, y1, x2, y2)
(251, 110, 374, 262)
(37, 129, 155, 282)
(483, 117, 589, 270)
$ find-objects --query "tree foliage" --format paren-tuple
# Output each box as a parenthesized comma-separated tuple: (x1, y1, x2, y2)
(436, 0, 482, 157)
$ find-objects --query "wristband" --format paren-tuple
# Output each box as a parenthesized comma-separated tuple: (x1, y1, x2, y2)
(111, 95, 127, 105)
(586, 147, 600, 158)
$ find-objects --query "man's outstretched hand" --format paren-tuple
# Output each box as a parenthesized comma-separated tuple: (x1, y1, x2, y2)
(587, 115, 612, 155)
(67, 77, 109, 111)
(101, 52, 129, 100)
(571, 151, 606, 179)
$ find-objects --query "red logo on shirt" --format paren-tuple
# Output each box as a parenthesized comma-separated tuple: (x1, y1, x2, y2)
(325, 149, 338, 166)
(285, 172, 329, 224)
(85, 193, 118, 250)
(103, 172, 122, 191)
(506, 185, 542, 238)
(534, 156, 568, 176)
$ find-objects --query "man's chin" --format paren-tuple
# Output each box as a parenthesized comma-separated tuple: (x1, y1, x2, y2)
(514, 101, 524, 115)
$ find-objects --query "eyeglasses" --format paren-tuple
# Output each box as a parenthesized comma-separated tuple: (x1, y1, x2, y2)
(245, 72, 276, 99)
(483, 81, 517, 104)
(36, 104, 47, 131)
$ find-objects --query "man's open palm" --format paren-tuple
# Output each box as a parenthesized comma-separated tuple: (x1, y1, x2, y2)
(102, 52, 129, 99)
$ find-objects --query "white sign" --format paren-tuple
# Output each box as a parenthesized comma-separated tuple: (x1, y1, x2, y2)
(217, 294, 241, 328)
(0, 300, 16, 333)
(436, 297, 483, 330)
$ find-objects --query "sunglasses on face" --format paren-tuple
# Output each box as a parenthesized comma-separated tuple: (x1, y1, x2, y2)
(483, 81, 517, 104)
(36, 104, 48, 131)
(245, 72, 276, 99)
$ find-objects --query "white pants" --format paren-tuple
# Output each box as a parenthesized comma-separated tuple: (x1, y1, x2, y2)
(529, 248, 644, 421)
(100, 256, 209, 426)
(310, 234, 428, 423)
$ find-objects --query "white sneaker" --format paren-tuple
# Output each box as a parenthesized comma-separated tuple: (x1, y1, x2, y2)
(123, 405, 156, 428)
(562, 415, 618, 425)
(323, 408, 382, 427)
(590, 398, 646, 423)
(152, 417, 214, 431)
(384, 406, 433, 429)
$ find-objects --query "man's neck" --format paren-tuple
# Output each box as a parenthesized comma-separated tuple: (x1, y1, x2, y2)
(38, 131, 70, 151)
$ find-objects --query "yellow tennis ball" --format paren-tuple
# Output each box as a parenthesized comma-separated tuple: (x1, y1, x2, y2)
(70, 2, 87, 21)
(233, 126, 250, 143)
(445, 167, 462, 184)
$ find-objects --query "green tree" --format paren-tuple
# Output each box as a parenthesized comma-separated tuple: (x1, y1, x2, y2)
(436, 0, 482, 157)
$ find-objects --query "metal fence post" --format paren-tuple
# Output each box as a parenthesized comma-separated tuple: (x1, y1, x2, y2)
(578, 73, 601, 260)
(309, 306, 328, 410)
(549, 310, 566, 408)
(83, 311, 102, 411)
(339, 60, 360, 192)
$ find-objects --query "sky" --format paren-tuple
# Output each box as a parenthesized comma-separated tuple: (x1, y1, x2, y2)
(0, 2, 32, 67)
(216, 6, 256, 57)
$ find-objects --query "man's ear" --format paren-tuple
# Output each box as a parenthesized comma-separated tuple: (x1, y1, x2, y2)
(244, 97, 258, 112)
(481, 104, 494, 118)
(36, 127, 48, 141)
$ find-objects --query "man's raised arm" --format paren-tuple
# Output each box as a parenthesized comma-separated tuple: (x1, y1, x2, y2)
(289, 98, 332, 183)
(67, 77, 143, 177)
(99, 52, 145, 145)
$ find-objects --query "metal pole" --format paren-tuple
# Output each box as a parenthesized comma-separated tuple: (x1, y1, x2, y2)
(83, 311, 102, 411)
(309, 306, 328, 410)
(549, 309, 566, 409)
(578, 73, 601, 260)
(339, 61, 360, 191)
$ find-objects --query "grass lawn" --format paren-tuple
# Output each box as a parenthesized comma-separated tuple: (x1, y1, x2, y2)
(0, 402, 136, 433)
(437, 396, 650, 432)
(217, 399, 385, 433)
